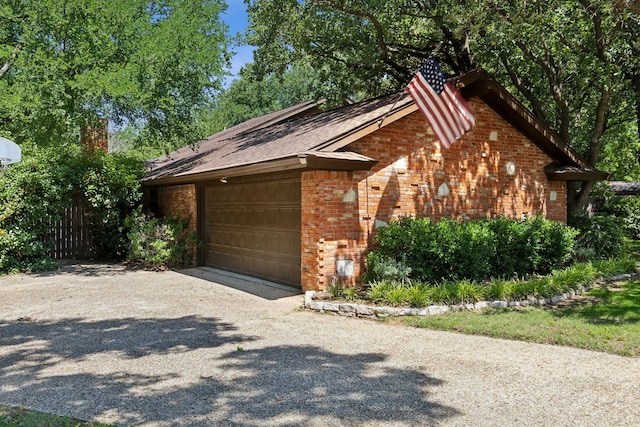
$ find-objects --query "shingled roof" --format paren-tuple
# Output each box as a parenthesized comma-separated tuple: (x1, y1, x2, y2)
(609, 181, 640, 195)
(143, 69, 609, 186)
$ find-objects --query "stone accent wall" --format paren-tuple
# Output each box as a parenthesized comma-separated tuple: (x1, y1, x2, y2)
(300, 98, 567, 291)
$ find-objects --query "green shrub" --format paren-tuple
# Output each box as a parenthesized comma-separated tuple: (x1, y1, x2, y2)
(450, 280, 486, 303)
(364, 253, 412, 283)
(328, 281, 360, 301)
(569, 213, 626, 260)
(365, 281, 431, 307)
(406, 284, 431, 307)
(81, 151, 145, 258)
(367, 215, 576, 283)
(366, 280, 395, 303)
(599, 194, 640, 239)
(0, 142, 144, 274)
(592, 256, 638, 276)
(486, 279, 515, 301)
(357, 260, 632, 308)
(125, 208, 200, 269)
(426, 284, 451, 304)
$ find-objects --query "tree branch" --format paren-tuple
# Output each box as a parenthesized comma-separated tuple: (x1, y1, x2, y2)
(514, 39, 571, 141)
(585, 87, 611, 165)
(0, 42, 23, 79)
(498, 54, 548, 122)
(311, 0, 407, 77)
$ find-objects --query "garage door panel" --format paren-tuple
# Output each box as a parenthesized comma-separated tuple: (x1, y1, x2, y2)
(279, 207, 298, 229)
(203, 175, 301, 287)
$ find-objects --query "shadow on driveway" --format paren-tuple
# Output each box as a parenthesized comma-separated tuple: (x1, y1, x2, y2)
(0, 316, 459, 425)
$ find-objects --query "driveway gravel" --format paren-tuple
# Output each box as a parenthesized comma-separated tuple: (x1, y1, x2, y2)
(0, 263, 638, 426)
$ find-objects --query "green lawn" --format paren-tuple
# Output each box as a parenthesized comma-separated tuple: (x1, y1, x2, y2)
(406, 278, 640, 357)
(0, 405, 113, 427)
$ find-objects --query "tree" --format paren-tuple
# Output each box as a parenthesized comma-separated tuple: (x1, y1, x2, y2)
(0, 0, 231, 151)
(246, 0, 640, 212)
(202, 62, 323, 134)
(0, 141, 145, 271)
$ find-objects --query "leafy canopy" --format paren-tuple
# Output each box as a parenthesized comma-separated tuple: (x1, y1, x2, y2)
(0, 0, 231, 151)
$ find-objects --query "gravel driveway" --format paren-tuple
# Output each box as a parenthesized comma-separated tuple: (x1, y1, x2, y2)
(1, 263, 638, 426)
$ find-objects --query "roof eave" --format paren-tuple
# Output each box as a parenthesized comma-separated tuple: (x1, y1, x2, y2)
(458, 69, 591, 170)
(544, 163, 611, 182)
(312, 103, 418, 152)
(142, 153, 377, 187)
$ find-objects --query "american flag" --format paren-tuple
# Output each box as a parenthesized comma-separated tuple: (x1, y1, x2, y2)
(405, 57, 475, 149)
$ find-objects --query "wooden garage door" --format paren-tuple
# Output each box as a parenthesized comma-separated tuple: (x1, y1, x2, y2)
(203, 174, 301, 287)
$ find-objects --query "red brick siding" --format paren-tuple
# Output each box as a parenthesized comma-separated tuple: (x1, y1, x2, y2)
(80, 118, 109, 153)
(301, 171, 368, 290)
(155, 184, 198, 232)
(300, 98, 567, 291)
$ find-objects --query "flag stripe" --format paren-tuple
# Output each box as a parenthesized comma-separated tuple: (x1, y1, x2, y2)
(407, 75, 457, 146)
(405, 57, 475, 149)
(443, 83, 475, 129)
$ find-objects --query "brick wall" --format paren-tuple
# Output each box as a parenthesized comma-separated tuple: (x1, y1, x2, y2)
(155, 184, 198, 232)
(300, 98, 567, 291)
(80, 118, 109, 153)
(301, 171, 368, 290)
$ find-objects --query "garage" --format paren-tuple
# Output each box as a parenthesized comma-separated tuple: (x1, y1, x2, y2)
(202, 173, 301, 288)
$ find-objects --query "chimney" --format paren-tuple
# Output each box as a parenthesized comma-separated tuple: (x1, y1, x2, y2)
(80, 118, 109, 152)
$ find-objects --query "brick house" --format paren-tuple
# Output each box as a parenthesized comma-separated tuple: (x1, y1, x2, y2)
(142, 69, 608, 291)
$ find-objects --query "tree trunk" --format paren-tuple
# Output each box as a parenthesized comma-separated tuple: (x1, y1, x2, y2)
(567, 180, 595, 214)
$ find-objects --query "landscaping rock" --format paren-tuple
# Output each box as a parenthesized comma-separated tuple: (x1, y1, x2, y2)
(474, 301, 490, 310)
(322, 302, 340, 312)
(356, 305, 374, 317)
(428, 305, 449, 315)
(338, 303, 356, 317)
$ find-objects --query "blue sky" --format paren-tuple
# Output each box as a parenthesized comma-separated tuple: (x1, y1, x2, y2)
(222, 0, 255, 81)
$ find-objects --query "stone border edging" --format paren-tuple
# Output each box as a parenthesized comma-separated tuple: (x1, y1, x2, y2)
(304, 272, 640, 319)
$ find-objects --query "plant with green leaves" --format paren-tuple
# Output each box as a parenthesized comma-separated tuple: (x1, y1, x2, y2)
(367, 215, 576, 284)
(569, 213, 627, 260)
(0, 142, 145, 273)
(1, 0, 231, 152)
(125, 208, 200, 269)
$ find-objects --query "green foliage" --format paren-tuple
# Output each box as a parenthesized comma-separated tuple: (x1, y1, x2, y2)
(486, 279, 515, 301)
(81, 151, 145, 258)
(0, 143, 80, 271)
(365, 281, 431, 307)
(569, 213, 627, 260)
(0, 0, 231, 151)
(360, 258, 636, 308)
(363, 253, 412, 283)
(592, 256, 638, 277)
(599, 194, 640, 240)
(0, 142, 144, 273)
(449, 280, 486, 304)
(202, 63, 323, 134)
(367, 216, 576, 283)
(327, 281, 360, 302)
(125, 208, 199, 269)
(412, 280, 640, 357)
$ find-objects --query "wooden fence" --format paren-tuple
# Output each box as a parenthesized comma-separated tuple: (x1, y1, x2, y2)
(46, 199, 97, 259)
